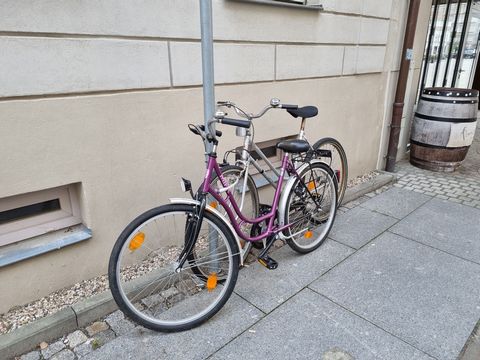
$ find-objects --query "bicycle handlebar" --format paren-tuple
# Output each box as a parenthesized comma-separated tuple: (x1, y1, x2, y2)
(216, 99, 298, 120)
(205, 99, 299, 144)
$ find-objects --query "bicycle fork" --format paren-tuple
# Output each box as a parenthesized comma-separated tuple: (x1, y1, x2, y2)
(176, 194, 208, 270)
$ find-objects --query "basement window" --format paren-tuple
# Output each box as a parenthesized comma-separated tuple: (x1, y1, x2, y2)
(0, 185, 82, 247)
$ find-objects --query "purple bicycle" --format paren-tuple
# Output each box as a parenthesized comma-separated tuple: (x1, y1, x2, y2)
(108, 104, 338, 332)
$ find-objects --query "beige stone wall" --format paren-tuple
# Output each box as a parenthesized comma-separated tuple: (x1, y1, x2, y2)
(0, 0, 431, 312)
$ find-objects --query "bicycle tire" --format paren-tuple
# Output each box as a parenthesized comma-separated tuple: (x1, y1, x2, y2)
(109, 203, 239, 332)
(312, 137, 348, 207)
(283, 162, 337, 254)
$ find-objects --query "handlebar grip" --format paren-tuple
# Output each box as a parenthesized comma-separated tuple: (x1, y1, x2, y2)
(280, 104, 298, 110)
(221, 118, 251, 129)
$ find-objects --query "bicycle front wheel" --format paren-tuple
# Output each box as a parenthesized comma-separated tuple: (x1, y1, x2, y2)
(312, 137, 348, 206)
(283, 162, 337, 253)
(108, 204, 240, 332)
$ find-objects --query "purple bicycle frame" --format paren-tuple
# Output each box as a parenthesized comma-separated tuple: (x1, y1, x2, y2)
(201, 153, 297, 243)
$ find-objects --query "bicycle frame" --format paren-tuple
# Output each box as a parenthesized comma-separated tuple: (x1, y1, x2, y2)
(233, 116, 310, 191)
(201, 152, 299, 243)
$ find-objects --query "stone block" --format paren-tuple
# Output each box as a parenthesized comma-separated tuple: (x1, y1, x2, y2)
(276, 45, 344, 80)
(82, 293, 263, 360)
(311, 232, 480, 359)
(0, 37, 170, 97)
(234, 240, 353, 313)
(170, 42, 275, 86)
(390, 198, 480, 263)
(211, 289, 434, 360)
(329, 206, 397, 249)
(360, 187, 431, 219)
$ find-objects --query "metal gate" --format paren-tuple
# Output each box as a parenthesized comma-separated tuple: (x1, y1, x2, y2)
(419, 0, 480, 92)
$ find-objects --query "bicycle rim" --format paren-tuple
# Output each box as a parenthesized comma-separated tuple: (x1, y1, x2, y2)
(284, 163, 337, 252)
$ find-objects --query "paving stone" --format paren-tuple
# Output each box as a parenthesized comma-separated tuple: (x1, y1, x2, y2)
(41, 340, 66, 359)
(328, 206, 397, 249)
(92, 329, 116, 347)
(85, 321, 109, 336)
(234, 240, 354, 313)
(211, 289, 434, 360)
(20, 350, 40, 360)
(105, 310, 135, 336)
(50, 349, 75, 360)
(82, 293, 264, 360)
(360, 187, 431, 219)
(390, 198, 480, 263)
(73, 339, 94, 358)
(66, 330, 88, 348)
(310, 232, 480, 360)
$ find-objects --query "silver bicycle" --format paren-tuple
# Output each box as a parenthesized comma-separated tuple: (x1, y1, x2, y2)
(206, 98, 348, 259)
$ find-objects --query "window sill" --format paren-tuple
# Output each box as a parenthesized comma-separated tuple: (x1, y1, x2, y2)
(0, 224, 92, 268)
(227, 0, 324, 11)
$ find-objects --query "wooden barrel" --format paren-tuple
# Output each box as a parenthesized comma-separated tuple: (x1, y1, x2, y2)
(410, 87, 479, 172)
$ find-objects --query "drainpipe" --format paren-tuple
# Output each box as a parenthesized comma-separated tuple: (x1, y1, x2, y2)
(385, 0, 422, 172)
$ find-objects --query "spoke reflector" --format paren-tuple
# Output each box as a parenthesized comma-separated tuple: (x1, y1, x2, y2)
(206, 273, 218, 292)
(307, 181, 315, 191)
(128, 232, 145, 251)
(210, 201, 218, 209)
(304, 230, 313, 239)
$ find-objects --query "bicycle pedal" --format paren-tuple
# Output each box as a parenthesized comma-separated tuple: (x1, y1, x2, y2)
(257, 255, 278, 270)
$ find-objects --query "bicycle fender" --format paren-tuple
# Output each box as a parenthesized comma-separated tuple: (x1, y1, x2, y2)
(169, 198, 244, 265)
(277, 159, 326, 227)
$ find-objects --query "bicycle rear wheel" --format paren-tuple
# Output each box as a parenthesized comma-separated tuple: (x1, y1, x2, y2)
(108, 204, 239, 332)
(283, 162, 337, 253)
(312, 137, 348, 206)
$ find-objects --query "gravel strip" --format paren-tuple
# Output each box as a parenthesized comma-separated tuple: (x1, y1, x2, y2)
(1, 170, 381, 336)
(346, 170, 379, 188)
(0, 274, 109, 335)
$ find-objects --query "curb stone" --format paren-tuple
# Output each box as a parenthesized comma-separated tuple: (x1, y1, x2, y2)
(1, 171, 396, 359)
(342, 172, 396, 204)
(0, 308, 76, 360)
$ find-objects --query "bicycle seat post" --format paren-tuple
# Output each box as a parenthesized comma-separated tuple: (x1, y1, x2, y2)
(299, 117, 307, 140)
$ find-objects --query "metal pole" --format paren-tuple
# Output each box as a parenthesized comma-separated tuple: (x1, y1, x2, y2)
(199, 0, 218, 272)
(420, 0, 439, 93)
(432, 0, 452, 87)
(200, 0, 215, 153)
(443, 0, 462, 87)
(452, 0, 473, 87)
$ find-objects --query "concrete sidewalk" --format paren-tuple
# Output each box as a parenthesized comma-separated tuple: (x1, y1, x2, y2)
(18, 185, 480, 360)
(75, 186, 480, 360)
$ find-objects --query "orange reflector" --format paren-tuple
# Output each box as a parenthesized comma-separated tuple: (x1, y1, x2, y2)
(307, 181, 315, 191)
(206, 273, 218, 292)
(304, 230, 313, 239)
(210, 201, 218, 209)
(128, 232, 145, 251)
